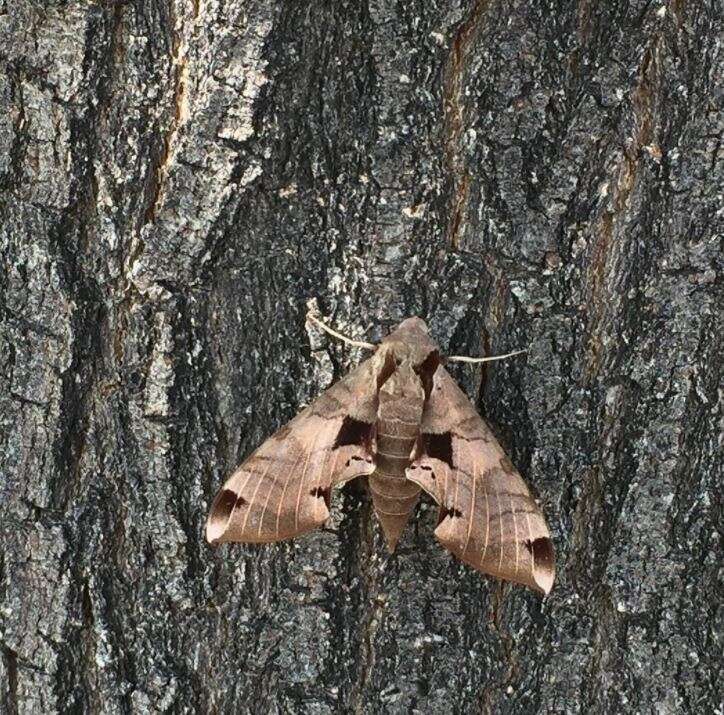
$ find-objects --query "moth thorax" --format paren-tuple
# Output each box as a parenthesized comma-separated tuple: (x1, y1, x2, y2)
(379, 366, 424, 420)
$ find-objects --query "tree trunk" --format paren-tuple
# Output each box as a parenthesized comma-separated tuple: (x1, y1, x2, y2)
(1, 1, 720, 713)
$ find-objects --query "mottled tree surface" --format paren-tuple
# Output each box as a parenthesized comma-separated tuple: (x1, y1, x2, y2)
(0, 1, 720, 713)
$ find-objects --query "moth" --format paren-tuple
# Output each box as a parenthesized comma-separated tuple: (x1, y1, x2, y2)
(206, 315, 555, 594)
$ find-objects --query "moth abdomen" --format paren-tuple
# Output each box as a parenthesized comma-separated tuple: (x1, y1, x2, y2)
(369, 469, 421, 553)
(375, 450, 409, 475)
(368, 406, 421, 551)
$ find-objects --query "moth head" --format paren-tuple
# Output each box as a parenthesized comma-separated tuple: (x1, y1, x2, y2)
(381, 317, 440, 370)
(395, 317, 429, 334)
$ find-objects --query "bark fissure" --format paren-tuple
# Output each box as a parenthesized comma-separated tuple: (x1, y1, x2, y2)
(443, 0, 488, 249)
(2, 645, 18, 715)
(145, 1, 199, 225)
(584, 35, 663, 380)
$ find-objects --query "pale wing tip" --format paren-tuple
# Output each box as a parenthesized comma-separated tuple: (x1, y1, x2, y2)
(205, 519, 225, 545)
(206, 488, 236, 544)
(533, 564, 555, 595)
(205, 523, 223, 545)
(531, 537, 555, 595)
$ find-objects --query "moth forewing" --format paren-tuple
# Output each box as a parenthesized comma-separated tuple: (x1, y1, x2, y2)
(432, 461, 556, 595)
(205, 355, 381, 545)
(406, 365, 556, 595)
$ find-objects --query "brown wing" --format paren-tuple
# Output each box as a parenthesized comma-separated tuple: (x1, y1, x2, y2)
(206, 353, 386, 545)
(407, 366, 555, 594)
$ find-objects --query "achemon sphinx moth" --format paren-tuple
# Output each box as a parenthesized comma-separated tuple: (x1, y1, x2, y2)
(207, 315, 555, 595)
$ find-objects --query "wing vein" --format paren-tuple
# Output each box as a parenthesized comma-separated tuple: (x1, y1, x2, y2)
(257, 470, 277, 539)
(497, 492, 504, 573)
(233, 459, 262, 528)
(452, 456, 461, 534)
(511, 495, 519, 576)
(241, 462, 273, 534)
(294, 431, 320, 533)
(481, 466, 490, 568)
(274, 452, 302, 538)
(316, 449, 338, 523)
(525, 510, 534, 581)
(463, 441, 475, 556)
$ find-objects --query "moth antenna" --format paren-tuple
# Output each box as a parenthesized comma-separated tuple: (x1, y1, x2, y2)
(447, 348, 527, 364)
(305, 310, 377, 351)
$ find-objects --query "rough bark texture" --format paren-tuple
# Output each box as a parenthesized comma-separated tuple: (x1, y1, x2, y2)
(0, 1, 721, 713)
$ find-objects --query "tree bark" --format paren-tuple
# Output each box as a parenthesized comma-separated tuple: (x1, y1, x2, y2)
(1, 1, 720, 713)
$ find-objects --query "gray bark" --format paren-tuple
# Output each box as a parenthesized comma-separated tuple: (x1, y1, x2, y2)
(0, 0, 721, 713)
